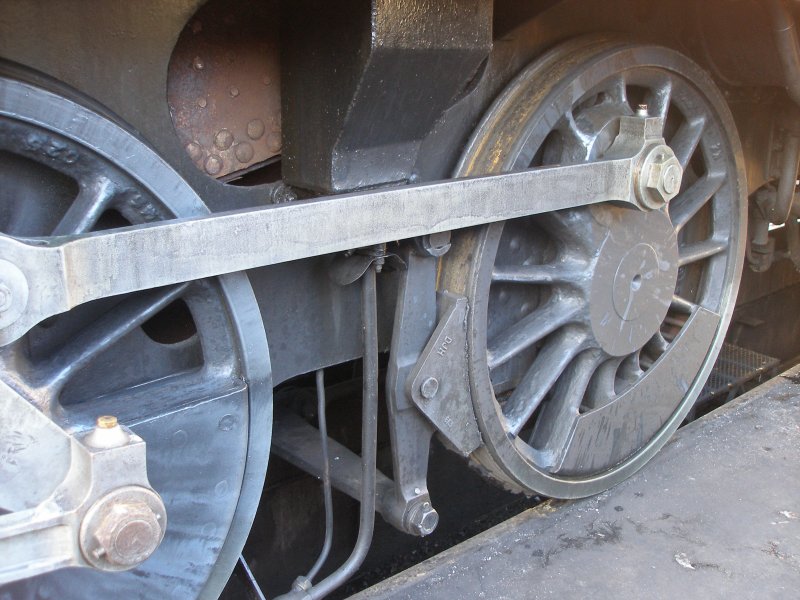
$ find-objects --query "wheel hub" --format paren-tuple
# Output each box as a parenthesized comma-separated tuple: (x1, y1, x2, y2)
(589, 208, 678, 356)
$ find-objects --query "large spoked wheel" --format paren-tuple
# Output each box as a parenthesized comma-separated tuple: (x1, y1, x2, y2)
(0, 65, 271, 598)
(441, 39, 746, 498)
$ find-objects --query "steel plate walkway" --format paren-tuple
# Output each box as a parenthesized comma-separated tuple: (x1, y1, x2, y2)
(353, 366, 800, 600)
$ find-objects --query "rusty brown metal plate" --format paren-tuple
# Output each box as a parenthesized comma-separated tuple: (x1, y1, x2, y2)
(167, 1, 281, 180)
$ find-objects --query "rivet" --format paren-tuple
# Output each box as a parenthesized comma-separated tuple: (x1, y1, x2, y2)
(229, 86, 240, 98)
(247, 119, 266, 140)
(234, 142, 254, 163)
(185, 141, 203, 161)
(197, 97, 207, 108)
(192, 56, 205, 71)
(262, 75, 272, 86)
(205, 155, 223, 175)
(214, 129, 234, 150)
(218, 414, 236, 431)
(268, 133, 282, 153)
(215, 480, 229, 497)
(172, 429, 188, 448)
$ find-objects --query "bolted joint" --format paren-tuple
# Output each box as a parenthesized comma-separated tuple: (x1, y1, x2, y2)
(419, 376, 440, 400)
(406, 500, 439, 537)
(415, 231, 452, 257)
(80, 486, 167, 571)
(636, 145, 683, 210)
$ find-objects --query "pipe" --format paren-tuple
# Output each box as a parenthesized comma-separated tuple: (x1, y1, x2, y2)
(771, 131, 800, 224)
(770, 0, 800, 108)
(239, 554, 267, 600)
(303, 369, 334, 584)
(275, 266, 379, 600)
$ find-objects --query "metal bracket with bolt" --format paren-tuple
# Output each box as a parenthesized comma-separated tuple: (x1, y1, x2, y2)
(0, 384, 166, 585)
(407, 292, 482, 456)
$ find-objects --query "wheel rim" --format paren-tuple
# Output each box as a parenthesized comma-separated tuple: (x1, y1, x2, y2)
(441, 39, 746, 498)
(0, 66, 272, 598)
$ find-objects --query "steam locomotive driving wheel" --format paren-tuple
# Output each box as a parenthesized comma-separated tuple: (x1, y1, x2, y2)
(0, 65, 271, 598)
(441, 39, 746, 498)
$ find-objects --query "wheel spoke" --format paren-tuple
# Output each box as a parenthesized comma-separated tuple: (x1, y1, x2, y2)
(670, 117, 706, 169)
(648, 331, 670, 354)
(670, 294, 697, 314)
(618, 351, 644, 386)
(564, 109, 593, 147)
(36, 284, 189, 395)
(606, 74, 628, 105)
(51, 176, 117, 235)
(492, 262, 583, 285)
(529, 348, 606, 459)
(670, 172, 725, 232)
(678, 238, 727, 266)
(487, 297, 581, 370)
(583, 356, 623, 410)
(538, 210, 594, 252)
(502, 327, 587, 436)
(62, 368, 246, 429)
(647, 78, 673, 119)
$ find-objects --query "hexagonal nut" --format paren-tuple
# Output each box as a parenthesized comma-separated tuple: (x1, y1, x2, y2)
(417, 231, 452, 257)
(408, 501, 439, 537)
(80, 486, 167, 571)
(637, 146, 683, 209)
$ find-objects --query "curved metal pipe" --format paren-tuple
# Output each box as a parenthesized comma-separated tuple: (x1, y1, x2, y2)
(770, 0, 800, 108)
(275, 266, 379, 600)
(304, 369, 334, 583)
(771, 131, 800, 224)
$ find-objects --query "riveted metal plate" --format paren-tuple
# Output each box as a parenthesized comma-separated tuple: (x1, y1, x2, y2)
(167, 0, 281, 179)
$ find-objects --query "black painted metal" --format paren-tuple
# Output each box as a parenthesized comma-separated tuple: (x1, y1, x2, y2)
(281, 0, 492, 192)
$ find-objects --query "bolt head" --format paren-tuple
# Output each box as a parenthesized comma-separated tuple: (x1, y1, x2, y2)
(409, 502, 439, 536)
(81, 487, 167, 571)
(637, 146, 683, 209)
(420, 377, 440, 400)
(418, 231, 452, 257)
(98, 503, 162, 566)
(662, 163, 681, 195)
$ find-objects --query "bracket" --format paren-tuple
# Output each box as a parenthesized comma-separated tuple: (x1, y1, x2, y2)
(407, 292, 482, 456)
